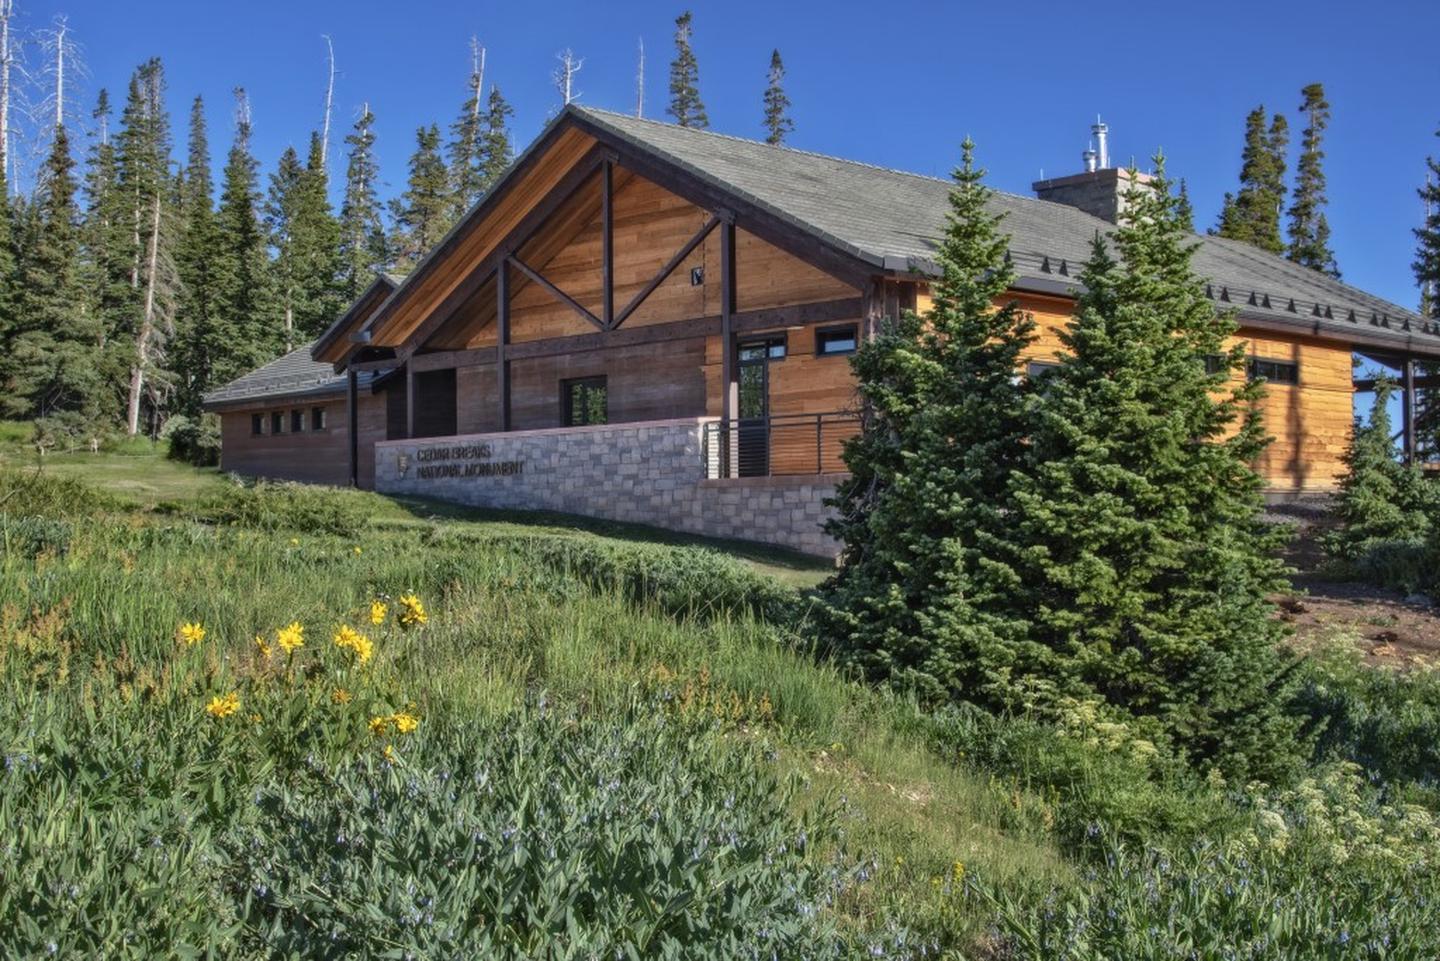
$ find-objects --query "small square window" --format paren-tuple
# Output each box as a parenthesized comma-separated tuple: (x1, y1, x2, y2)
(816, 325, 859, 356)
(562, 376, 608, 427)
(1027, 360, 1060, 379)
(311, 407, 326, 431)
(291, 409, 304, 432)
(251, 413, 264, 436)
(271, 411, 284, 435)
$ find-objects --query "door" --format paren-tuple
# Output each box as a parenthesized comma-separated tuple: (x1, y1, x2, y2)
(736, 337, 784, 476)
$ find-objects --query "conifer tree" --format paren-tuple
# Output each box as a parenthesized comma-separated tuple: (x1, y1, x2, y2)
(171, 95, 221, 415)
(1413, 127, 1440, 318)
(447, 47, 487, 221)
(338, 105, 387, 298)
(667, 11, 707, 129)
(761, 49, 792, 145)
(389, 124, 450, 270)
(79, 88, 132, 375)
(1176, 178, 1195, 232)
(820, 140, 1035, 702)
(113, 58, 178, 436)
(477, 86, 514, 191)
(1287, 83, 1339, 277)
(265, 144, 306, 350)
(266, 134, 343, 349)
(6, 125, 101, 434)
(1322, 378, 1437, 563)
(212, 88, 276, 377)
(1005, 158, 1302, 781)
(1214, 107, 1288, 254)
(0, 158, 15, 370)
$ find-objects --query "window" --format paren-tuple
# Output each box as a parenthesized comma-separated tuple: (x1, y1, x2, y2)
(251, 413, 264, 435)
(291, 409, 304, 432)
(562, 376, 608, 427)
(1027, 360, 1060, 379)
(1249, 357, 1299, 385)
(739, 337, 786, 363)
(816, 325, 859, 356)
(311, 406, 327, 431)
(271, 411, 284, 435)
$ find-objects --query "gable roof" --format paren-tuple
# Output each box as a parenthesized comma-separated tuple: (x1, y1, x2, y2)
(202, 343, 388, 410)
(310, 272, 403, 366)
(564, 106, 1431, 353)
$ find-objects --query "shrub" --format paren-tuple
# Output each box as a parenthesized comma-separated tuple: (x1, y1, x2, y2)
(0, 469, 116, 517)
(191, 480, 373, 535)
(163, 413, 222, 467)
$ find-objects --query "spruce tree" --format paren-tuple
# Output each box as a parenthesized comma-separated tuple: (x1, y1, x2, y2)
(389, 124, 450, 270)
(338, 105, 387, 298)
(820, 140, 1034, 702)
(448, 56, 487, 221)
(667, 11, 707, 129)
(1176, 178, 1195, 232)
(1005, 158, 1303, 781)
(171, 95, 221, 416)
(1287, 83, 1339, 277)
(212, 89, 276, 377)
(1414, 126, 1440, 318)
(1214, 107, 1288, 254)
(1322, 377, 1437, 564)
(761, 49, 793, 145)
(478, 86, 514, 191)
(266, 145, 306, 350)
(79, 87, 133, 394)
(266, 135, 343, 349)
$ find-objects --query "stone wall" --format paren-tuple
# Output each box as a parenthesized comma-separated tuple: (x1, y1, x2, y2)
(373, 418, 841, 558)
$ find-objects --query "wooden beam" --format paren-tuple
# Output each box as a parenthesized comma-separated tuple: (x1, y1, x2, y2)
(601, 158, 614, 328)
(347, 369, 359, 487)
(613, 213, 721, 328)
(497, 260, 511, 431)
(1405, 356, 1416, 465)
(406, 297, 863, 372)
(395, 146, 609, 360)
(405, 362, 416, 439)
(507, 254, 604, 330)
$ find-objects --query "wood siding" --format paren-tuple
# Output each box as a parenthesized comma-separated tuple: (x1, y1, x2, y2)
(219, 391, 386, 489)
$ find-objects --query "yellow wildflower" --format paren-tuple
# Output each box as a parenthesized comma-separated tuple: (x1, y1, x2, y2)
(276, 621, 305, 654)
(178, 622, 206, 647)
(248, 713, 262, 725)
(391, 711, 419, 735)
(205, 691, 240, 719)
(952, 861, 965, 883)
(353, 546, 363, 555)
(331, 687, 352, 705)
(350, 633, 374, 665)
(254, 634, 273, 659)
(289, 537, 299, 546)
(368, 715, 391, 736)
(333, 624, 375, 665)
(382, 743, 398, 764)
(368, 600, 388, 626)
(397, 593, 427, 628)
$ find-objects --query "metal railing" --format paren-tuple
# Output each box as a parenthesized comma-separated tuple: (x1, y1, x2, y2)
(702, 411, 859, 479)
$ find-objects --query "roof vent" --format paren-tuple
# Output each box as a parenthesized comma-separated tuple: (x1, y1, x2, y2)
(1032, 117, 1155, 224)
(1262, 294, 1272, 310)
(1092, 117, 1110, 170)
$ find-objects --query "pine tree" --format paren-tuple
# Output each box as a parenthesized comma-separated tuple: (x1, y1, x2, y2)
(338, 105, 387, 298)
(1176, 178, 1195, 232)
(265, 145, 306, 350)
(212, 88, 276, 378)
(477, 86, 514, 192)
(79, 88, 132, 377)
(1005, 158, 1303, 781)
(389, 124, 450, 270)
(761, 49, 792, 145)
(1287, 83, 1339, 277)
(171, 95, 222, 416)
(1214, 107, 1288, 254)
(113, 58, 178, 436)
(1322, 377, 1438, 566)
(6, 125, 101, 435)
(447, 46, 487, 221)
(1414, 127, 1440, 318)
(820, 140, 1035, 702)
(0, 157, 15, 373)
(265, 133, 342, 349)
(667, 11, 707, 129)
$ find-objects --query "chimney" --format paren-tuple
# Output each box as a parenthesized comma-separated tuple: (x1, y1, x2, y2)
(1033, 117, 1154, 224)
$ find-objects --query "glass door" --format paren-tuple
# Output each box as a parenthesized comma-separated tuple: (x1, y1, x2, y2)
(735, 337, 784, 476)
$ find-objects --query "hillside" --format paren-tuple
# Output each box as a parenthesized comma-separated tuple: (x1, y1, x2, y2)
(2, 435, 1439, 957)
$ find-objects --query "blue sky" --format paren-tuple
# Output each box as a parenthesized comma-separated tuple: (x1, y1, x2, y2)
(14, 0, 1440, 311)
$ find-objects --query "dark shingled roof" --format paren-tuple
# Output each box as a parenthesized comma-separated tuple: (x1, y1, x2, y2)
(571, 106, 1432, 348)
(202, 343, 387, 408)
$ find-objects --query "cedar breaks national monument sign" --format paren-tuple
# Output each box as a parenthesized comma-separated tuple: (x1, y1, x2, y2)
(204, 106, 1436, 557)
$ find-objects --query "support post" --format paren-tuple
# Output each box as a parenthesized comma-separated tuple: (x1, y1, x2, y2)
(719, 216, 737, 477)
(405, 362, 416, 439)
(601, 158, 614, 328)
(347, 369, 359, 488)
(1404, 355, 1417, 465)
(497, 259, 511, 431)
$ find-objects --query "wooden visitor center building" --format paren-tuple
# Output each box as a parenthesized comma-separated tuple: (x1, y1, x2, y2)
(204, 107, 1436, 556)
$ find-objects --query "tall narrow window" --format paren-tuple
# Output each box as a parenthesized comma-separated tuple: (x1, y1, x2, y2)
(562, 376, 608, 427)
(251, 413, 264, 435)
(291, 409, 304, 432)
(271, 411, 284, 435)
(311, 407, 327, 430)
